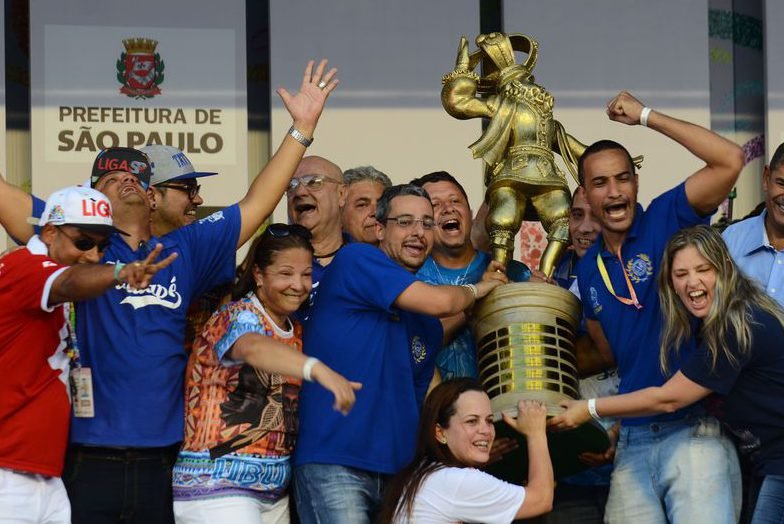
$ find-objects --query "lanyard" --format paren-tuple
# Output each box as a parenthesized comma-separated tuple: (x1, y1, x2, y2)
(596, 248, 642, 310)
(65, 302, 81, 368)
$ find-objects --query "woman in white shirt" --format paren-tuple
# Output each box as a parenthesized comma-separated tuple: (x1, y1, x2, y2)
(378, 378, 554, 523)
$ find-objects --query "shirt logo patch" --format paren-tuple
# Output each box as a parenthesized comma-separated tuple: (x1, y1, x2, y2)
(626, 253, 654, 283)
(119, 276, 183, 310)
(199, 210, 225, 224)
(589, 286, 602, 314)
(411, 335, 426, 364)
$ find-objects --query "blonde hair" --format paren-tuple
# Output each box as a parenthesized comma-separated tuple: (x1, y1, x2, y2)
(658, 225, 784, 372)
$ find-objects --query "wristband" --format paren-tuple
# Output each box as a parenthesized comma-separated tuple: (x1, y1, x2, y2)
(288, 126, 313, 148)
(640, 107, 652, 127)
(302, 356, 319, 382)
(113, 263, 126, 283)
(462, 283, 478, 299)
(587, 398, 602, 422)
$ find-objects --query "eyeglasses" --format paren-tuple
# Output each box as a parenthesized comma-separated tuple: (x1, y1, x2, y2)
(156, 183, 200, 200)
(57, 227, 112, 252)
(286, 175, 340, 194)
(384, 215, 436, 230)
(265, 223, 313, 240)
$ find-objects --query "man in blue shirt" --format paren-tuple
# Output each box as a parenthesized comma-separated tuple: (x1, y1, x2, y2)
(572, 91, 744, 523)
(293, 184, 508, 524)
(723, 142, 784, 308)
(0, 59, 337, 523)
(412, 171, 530, 380)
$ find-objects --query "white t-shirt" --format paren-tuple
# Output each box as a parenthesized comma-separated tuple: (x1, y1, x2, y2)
(394, 466, 526, 523)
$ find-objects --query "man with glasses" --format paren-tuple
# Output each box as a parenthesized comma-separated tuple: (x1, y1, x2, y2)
(564, 91, 744, 523)
(293, 184, 508, 523)
(0, 185, 172, 524)
(0, 58, 337, 523)
(144, 145, 217, 237)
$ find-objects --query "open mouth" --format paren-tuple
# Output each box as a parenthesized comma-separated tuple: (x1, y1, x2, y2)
(440, 218, 461, 232)
(574, 237, 594, 249)
(686, 289, 709, 310)
(295, 202, 316, 214)
(473, 440, 490, 451)
(604, 202, 627, 220)
(403, 241, 425, 256)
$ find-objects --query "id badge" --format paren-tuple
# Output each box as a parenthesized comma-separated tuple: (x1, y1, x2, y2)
(70, 367, 95, 418)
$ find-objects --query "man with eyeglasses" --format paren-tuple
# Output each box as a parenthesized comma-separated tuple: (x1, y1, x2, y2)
(293, 184, 509, 523)
(0, 185, 173, 524)
(0, 58, 337, 523)
(143, 144, 217, 237)
(556, 91, 744, 523)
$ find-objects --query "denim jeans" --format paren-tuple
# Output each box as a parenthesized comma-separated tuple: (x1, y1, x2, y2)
(605, 416, 741, 524)
(63, 444, 179, 524)
(751, 474, 784, 524)
(293, 463, 388, 524)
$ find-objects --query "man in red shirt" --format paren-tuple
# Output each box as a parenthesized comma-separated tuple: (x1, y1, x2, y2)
(0, 185, 172, 523)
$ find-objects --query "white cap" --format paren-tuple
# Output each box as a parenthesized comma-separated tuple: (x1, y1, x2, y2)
(142, 145, 218, 186)
(28, 185, 127, 236)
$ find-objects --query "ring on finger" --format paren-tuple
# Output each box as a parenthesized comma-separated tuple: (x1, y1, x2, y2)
(317, 80, 328, 89)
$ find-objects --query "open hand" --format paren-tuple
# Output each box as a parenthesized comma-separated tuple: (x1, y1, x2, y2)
(547, 399, 591, 431)
(277, 59, 339, 133)
(502, 399, 547, 437)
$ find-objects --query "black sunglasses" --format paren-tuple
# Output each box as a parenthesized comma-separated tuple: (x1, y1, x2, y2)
(156, 183, 201, 199)
(58, 227, 112, 252)
(265, 223, 312, 240)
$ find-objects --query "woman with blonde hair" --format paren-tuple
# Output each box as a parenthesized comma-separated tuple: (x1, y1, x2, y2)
(551, 224, 784, 523)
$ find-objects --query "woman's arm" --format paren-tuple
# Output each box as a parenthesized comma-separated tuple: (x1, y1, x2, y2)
(548, 371, 713, 431)
(229, 333, 361, 414)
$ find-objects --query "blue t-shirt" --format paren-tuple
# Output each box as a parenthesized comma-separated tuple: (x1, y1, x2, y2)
(31, 195, 241, 447)
(576, 183, 707, 425)
(294, 243, 442, 474)
(681, 306, 784, 476)
(554, 251, 579, 291)
(416, 251, 529, 380)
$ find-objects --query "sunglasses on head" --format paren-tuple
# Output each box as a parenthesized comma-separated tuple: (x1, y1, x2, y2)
(57, 227, 112, 252)
(265, 223, 313, 240)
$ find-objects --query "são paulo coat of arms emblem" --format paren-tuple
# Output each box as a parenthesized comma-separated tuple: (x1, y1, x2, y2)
(116, 38, 165, 99)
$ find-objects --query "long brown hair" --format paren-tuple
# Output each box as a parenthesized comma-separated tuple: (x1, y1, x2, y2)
(658, 224, 784, 372)
(377, 378, 487, 524)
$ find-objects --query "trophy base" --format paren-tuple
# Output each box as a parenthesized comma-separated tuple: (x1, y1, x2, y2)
(484, 419, 610, 483)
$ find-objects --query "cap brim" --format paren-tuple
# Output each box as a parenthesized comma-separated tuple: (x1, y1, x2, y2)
(159, 171, 219, 183)
(72, 223, 130, 237)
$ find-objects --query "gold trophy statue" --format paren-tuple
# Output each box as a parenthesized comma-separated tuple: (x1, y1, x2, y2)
(442, 32, 613, 480)
(442, 32, 587, 277)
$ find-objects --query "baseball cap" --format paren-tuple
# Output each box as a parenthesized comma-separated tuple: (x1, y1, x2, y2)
(28, 185, 129, 236)
(90, 147, 152, 189)
(142, 145, 218, 186)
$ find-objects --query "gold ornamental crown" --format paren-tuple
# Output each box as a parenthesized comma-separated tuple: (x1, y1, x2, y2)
(123, 38, 158, 54)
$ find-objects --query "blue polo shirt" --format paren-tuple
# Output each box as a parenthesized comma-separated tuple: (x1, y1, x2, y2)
(576, 183, 707, 425)
(294, 243, 442, 474)
(722, 211, 784, 308)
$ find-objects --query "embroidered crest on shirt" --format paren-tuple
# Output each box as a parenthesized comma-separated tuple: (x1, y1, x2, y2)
(626, 253, 654, 283)
(411, 335, 427, 363)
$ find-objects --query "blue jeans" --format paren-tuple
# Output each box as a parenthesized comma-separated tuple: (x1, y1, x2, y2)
(293, 464, 388, 524)
(63, 445, 178, 524)
(605, 416, 741, 524)
(751, 475, 784, 523)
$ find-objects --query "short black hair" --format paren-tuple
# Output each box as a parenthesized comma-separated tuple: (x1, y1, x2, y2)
(577, 139, 636, 185)
(375, 184, 431, 222)
(770, 142, 784, 172)
(410, 171, 469, 202)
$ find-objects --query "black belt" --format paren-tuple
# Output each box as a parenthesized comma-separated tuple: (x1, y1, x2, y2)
(69, 444, 180, 462)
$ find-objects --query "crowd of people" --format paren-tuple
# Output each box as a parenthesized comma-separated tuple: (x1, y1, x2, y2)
(2, 56, 784, 524)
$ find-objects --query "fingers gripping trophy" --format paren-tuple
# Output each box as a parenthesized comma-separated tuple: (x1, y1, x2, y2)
(442, 32, 610, 479)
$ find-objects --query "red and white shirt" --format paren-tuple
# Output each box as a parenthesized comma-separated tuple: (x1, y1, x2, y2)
(0, 236, 70, 477)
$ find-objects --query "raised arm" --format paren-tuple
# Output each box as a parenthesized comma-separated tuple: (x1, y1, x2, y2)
(606, 91, 744, 215)
(0, 174, 35, 243)
(394, 261, 508, 317)
(236, 60, 339, 248)
(229, 333, 361, 415)
(548, 371, 711, 431)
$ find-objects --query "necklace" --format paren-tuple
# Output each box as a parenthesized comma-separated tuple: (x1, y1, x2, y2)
(314, 240, 345, 259)
(431, 252, 477, 285)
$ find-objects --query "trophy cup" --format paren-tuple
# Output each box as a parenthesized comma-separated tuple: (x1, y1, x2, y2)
(441, 32, 610, 481)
